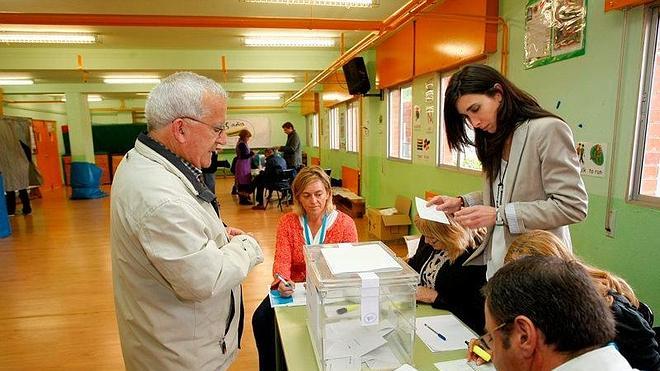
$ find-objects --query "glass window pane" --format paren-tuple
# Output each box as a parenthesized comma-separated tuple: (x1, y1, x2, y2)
(400, 86, 413, 160)
(389, 89, 401, 158)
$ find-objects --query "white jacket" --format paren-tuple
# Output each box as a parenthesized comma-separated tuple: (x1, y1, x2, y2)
(111, 134, 263, 371)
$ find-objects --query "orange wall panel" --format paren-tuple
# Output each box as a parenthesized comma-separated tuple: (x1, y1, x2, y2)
(341, 166, 360, 195)
(322, 71, 353, 107)
(300, 92, 319, 116)
(32, 120, 63, 190)
(376, 23, 414, 89)
(414, 0, 498, 76)
(605, 0, 652, 11)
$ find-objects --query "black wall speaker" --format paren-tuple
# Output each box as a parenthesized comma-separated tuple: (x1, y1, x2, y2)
(342, 57, 371, 95)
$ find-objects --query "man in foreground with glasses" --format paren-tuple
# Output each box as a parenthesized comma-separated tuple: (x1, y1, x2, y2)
(475, 256, 635, 371)
(111, 72, 264, 371)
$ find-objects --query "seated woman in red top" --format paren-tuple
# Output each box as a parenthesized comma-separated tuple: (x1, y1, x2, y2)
(251, 166, 358, 371)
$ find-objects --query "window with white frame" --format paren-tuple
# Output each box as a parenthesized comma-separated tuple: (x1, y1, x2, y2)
(346, 100, 359, 152)
(311, 113, 319, 147)
(437, 73, 482, 172)
(388, 85, 413, 160)
(631, 5, 660, 204)
(329, 106, 340, 150)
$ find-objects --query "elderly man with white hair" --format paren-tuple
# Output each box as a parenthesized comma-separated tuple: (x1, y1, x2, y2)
(110, 72, 263, 371)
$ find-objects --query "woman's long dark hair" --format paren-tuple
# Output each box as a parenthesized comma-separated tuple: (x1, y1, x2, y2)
(443, 64, 561, 181)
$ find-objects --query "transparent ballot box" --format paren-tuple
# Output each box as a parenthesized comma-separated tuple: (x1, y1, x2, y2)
(304, 241, 419, 370)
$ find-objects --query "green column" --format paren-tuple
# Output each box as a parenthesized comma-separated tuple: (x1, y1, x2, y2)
(65, 92, 95, 162)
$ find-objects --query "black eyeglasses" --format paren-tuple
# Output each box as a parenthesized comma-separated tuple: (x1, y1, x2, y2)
(478, 321, 509, 350)
(179, 116, 225, 136)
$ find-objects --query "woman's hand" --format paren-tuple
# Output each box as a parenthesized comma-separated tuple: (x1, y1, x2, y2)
(277, 279, 295, 297)
(426, 195, 463, 215)
(416, 286, 438, 303)
(226, 226, 245, 237)
(454, 205, 497, 229)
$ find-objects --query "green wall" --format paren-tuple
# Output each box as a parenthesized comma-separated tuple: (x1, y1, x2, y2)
(334, 4, 660, 309)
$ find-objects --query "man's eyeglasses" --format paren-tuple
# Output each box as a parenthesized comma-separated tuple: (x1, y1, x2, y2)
(180, 116, 225, 136)
(478, 321, 509, 350)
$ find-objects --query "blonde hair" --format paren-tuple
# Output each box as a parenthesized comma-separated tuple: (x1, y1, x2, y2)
(506, 230, 639, 307)
(413, 215, 485, 263)
(505, 230, 573, 264)
(291, 166, 335, 216)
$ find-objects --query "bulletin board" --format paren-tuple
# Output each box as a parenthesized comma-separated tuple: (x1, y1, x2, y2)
(222, 115, 272, 149)
(524, 0, 587, 69)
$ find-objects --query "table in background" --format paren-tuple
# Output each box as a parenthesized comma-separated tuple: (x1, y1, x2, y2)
(274, 304, 468, 371)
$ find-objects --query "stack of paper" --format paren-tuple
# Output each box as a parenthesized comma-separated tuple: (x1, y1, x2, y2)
(416, 315, 476, 352)
(321, 244, 402, 275)
(323, 318, 400, 370)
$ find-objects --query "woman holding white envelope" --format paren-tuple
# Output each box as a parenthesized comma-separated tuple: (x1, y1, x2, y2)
(428, 64, 587, 278)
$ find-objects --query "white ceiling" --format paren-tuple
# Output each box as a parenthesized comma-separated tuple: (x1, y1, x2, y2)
(0, 0, 417, 104)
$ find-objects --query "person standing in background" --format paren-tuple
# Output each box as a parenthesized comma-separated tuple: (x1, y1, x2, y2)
(0, 117, 32, 216)
(279, 121, 302, 170)
(234, 129, 255, 205)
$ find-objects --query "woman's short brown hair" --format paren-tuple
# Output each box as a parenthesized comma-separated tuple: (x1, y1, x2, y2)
(238, 129, 251, 140)
(291, 166, 334, 216)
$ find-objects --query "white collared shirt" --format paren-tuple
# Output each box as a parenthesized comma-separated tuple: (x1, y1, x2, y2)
(553, 344, 637, 371)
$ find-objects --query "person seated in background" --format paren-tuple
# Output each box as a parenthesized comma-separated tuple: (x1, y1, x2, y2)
(503, 230, 660, 371)
(479, 255, 633, 371)
(251, 166, 358, 371)
(407, 215, 487, 334)
(251, 147, 287, 210)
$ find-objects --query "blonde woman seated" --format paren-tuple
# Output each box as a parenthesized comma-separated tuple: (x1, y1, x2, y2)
(502, 230, 660, 371)
(407, 215, 487, 334)
(252, 166, 358, 371)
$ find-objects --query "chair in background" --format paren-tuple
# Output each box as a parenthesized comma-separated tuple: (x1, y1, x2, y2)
(264, 168, 295, 211)
(217, 159, 231, 178)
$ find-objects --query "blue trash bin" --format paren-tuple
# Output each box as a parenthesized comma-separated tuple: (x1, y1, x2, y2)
(0, 174, 12, 238)
(70, 162, 108, 200)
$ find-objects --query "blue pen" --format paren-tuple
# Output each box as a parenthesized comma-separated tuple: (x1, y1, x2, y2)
(424, 323, 447, 341)
(274, 273, 293, 289)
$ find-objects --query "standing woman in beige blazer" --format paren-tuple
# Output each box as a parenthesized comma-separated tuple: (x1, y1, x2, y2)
(428, 64, 588, 279)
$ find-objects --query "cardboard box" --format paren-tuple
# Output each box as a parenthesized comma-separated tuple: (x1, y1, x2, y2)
(367, 195, 412, 241)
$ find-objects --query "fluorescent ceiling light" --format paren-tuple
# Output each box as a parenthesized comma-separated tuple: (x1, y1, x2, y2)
(244, 37, 334, 48)
(241, 0, 377, 8)
(0, 32, 97, 44)
(323, 93, 351, 101)
(60, 95, 103, 102)
(243, 93, 284, 101)
(242, 77, 295, 84)
(0, 79, 34, 85)
(104, 78, 161, 84)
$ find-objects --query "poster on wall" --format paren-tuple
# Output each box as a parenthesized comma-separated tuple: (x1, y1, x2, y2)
(415, 137, 432, 162)
(222, 116, 272, 149)
(524, 0, 586, 69)
(576, 141, 606, 177)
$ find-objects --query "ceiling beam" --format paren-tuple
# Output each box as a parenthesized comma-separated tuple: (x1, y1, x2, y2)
(0, 13, 382, 31)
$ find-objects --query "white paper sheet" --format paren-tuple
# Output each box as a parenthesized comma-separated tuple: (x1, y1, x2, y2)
(321, 244, 402, 275)
(415, 197, 449, 224)
(268, 282, 306, 307)
(434, 359, 496, 371)
(416, 315, 475, 352)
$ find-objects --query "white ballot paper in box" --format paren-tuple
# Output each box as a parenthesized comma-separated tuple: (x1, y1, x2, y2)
(416, 315, 475, 352)
(435, 359, 496, 371)
(321, 243, 402, 275)
(415, 197, 449, 224)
